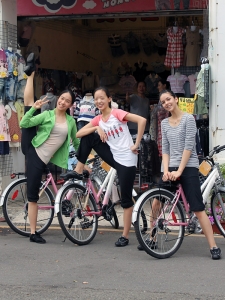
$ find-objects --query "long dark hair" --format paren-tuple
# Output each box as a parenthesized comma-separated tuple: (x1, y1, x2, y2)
(93, 86, 112, 108)
(159, 89, 177, 99)
(158, 78, 171, 90)
(58, 89, 75, 115)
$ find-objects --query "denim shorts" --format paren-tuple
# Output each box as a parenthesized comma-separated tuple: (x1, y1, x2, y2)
(16, 79, 27, 100)
(0, 78, 5, 99)
(5, 73, 17, 101)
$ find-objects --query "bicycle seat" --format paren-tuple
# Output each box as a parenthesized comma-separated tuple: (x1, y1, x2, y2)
(60, 170, 90, 181)
(157, 180, 179, 189)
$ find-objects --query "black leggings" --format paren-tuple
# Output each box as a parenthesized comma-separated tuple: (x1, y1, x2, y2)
(26, 145, 47, 202)
(21, 106, 40, 157)
(76, 133, 136, 209)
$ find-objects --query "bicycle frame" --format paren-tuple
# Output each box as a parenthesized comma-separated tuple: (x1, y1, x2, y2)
(91, 167, 117, 206)
(55, 167, 117, 216)
(132, 166, 223, 226)
(201, 167, 219, 203)
(38, 172, 58, 210)
(159, 184, 190, 227)
(0, 172, 57, 210)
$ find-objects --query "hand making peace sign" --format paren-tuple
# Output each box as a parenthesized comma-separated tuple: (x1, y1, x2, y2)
(33, 96, 49, 110)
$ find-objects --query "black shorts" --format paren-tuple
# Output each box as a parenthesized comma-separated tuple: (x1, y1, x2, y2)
(159, 167, 205, 212)
(21, 106, 40, 156)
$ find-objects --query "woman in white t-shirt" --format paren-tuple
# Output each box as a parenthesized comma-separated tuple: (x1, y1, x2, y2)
(73, 86, 146, 247)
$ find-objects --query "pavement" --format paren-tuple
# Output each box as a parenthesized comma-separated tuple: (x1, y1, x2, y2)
(0, 224, 225, 300)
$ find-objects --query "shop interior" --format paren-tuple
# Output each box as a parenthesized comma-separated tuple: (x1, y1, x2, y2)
(0, 13, 209, 192)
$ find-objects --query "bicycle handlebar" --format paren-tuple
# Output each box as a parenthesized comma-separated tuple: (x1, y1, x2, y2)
(208, 144, 225, 158)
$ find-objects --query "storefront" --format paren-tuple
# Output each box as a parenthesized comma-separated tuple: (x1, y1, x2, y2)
(0, 0, 210, 196)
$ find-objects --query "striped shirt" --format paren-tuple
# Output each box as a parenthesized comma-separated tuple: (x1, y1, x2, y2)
(161, 113, 199, 168)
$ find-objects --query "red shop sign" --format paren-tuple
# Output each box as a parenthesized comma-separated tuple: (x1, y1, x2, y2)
(17, 0, 208, 16)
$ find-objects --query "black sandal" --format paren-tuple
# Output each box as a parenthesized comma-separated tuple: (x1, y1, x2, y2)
(24, 52, 36, 76)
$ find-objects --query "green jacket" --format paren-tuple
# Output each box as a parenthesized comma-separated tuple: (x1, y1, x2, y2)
(20, 107, 80, 169)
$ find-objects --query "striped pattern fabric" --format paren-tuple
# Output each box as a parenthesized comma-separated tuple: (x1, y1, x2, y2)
(161, 113, 199, 168)
(164, 27, 185, 68)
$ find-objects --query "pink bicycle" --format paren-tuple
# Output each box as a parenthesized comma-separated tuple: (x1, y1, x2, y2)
(55, 155, 125, 245)
(133, 182, 192, 259)
(132, 145, 225, 258)
(0, 168, 62, 236)
(0, 156, 119, 239)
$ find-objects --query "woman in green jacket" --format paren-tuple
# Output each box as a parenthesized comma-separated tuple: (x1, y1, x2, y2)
(20, 84, 79, 244)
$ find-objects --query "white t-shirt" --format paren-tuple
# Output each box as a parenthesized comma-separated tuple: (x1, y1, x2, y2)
(91, 109, 137, 167)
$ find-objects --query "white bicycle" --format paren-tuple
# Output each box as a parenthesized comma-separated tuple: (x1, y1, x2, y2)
(132, 144, 225, 258)
(55, 155, 138, 245)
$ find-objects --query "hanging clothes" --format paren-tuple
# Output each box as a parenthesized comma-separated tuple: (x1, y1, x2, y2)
(108, 34, 125, 57)
(117, 62, 132, 78)
(164, 27, 185, 68)
(151, 61, 166, 74)
(78, 95, 96, 123)
(149, 104, 158, 141)
(5, 103, 21, 147)
(40, 93, 58, 112)
(141, 34, 156, 56)
(100, 61, 118, 86)
(15, 52, 27, 81)
(188, 73, 198, 95)
(155, 32, 168, 56)
(70, 93, 82, 122)
(119, 75, 137, 94)
(145, 73, 160, 94)
(167, 73, 188, 94)
(0, 141, 9, 155)
(0, 103, 10, 142)
(82, 72, 99, 92)
(0, 48, 8, 78)
(184, 27, 201, 66)
(133, 61, 148, 82)
(14, 101, 25, 123)
(156, 102, 169, 156)
(124, 32, 140, 54)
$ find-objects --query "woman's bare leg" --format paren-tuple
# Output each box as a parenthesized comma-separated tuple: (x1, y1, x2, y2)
(74, 161, 85, 174)
(122, 207, 133, 238)
(195, 211, 217, 248)
(28, 202, 38, 234)
(24, 71, 35, 106)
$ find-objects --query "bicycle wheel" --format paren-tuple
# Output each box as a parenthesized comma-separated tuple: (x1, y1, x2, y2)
(133, 194, 148, 233)
(2, 178, 54, 237)
(211, 190, 225, 237)
(92, 178, 119, 229)
(134, 189, 185, 259)
(57, 183, 98, 245)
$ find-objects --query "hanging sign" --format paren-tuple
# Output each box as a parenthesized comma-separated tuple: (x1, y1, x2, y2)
(17, 0, 208, 16)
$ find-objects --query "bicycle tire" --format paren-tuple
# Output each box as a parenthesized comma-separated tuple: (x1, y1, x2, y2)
(57, 182, 98, 245)
(134, 189, 185, 259)
(211, 190, 225, 237)
(133, 194, 148, 233)
(2, 178, 54, 237)
(92, 178, 119, 229)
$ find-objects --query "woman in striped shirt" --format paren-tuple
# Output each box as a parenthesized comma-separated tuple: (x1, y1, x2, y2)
(138, 89, 221, 260)
(161, 89, 221, 260)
